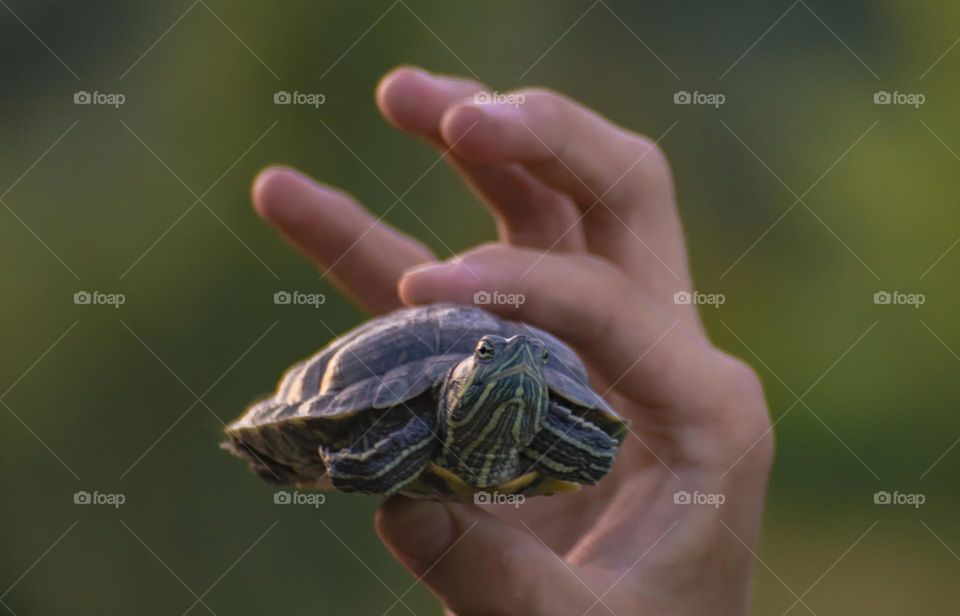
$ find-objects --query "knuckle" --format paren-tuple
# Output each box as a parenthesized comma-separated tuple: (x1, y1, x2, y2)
(628, 133, 670, 176)
(707, 353, 774, 466)
(570, 255, 632, 345)
(611, 133, 673, 203)
(722, 355, 766, 410)
(516, 87, 576, 154)
(628, 132, 667, 161)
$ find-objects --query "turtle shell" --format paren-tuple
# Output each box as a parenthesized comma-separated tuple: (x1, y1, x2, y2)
(224, 303, 627, 487)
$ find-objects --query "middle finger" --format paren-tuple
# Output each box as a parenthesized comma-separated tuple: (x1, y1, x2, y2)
(377, 67, 585, 251)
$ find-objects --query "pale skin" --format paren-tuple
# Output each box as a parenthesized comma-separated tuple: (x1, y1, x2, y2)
(251, 66, 774, 616)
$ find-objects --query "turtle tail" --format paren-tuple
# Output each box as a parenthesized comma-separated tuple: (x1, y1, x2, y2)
(220, 437, 301, 485)
(222, 398, 331, 487)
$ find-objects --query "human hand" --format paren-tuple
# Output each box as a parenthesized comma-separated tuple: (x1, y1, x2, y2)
(252, 66, 773, 615)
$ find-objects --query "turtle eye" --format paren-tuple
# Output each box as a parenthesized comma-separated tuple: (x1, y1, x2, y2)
(541, 350, 549, 364)
(476, 340, 495, 360)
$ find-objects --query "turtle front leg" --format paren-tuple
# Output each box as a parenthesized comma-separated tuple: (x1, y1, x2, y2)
(320, 412, 438, 495)
(523, 402, 617, 484)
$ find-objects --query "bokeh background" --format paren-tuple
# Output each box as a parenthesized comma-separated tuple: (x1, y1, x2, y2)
(2, 1, 958, 613)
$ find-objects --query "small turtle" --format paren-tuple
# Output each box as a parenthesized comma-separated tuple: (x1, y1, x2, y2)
(223, 304, 628, 500)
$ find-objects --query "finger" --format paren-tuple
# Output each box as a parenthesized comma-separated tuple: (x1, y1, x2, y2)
(376, 67, 584, 251)
(252, 166, 434, 314)
(375, 66, 475, 143)
(438, 90, 689, 285)
(398, 245, 719, 417)
(439, 88, 674, 213)
(376, 497, 594, 615)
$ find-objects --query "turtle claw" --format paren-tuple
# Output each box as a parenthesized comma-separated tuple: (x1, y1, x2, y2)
(523, 402, 618, 484)
(399, 465, 581, 500)
(321, 414, 437, 495)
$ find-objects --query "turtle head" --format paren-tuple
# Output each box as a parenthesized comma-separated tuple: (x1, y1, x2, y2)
(438, 334, 550, 485)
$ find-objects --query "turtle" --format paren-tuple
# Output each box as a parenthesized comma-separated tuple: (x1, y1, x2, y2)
(222, 303, 629, 501)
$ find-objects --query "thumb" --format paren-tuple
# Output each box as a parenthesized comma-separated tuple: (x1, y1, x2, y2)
(376, 497, 593, 616)
(397, 243, 711, 413)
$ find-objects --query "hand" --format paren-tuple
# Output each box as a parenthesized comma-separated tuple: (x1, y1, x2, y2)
(252, 66, 773, 616)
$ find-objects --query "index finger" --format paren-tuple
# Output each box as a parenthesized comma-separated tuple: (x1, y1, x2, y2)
(253, 166, 434, 314)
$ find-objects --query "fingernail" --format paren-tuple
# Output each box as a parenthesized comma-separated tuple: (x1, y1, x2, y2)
(398, 259, 486, 308)
(378, 497, 456, 569)
(400, 257, 483, 286)
(402, 260, 459, 278)
(441, 103, 522, 150)
(462, 90, 530, 126)
(251, 166, 305, 220)
(470, 101, 523, 119)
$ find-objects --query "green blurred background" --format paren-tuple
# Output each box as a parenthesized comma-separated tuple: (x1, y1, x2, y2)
(2, 1, 958, 613)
